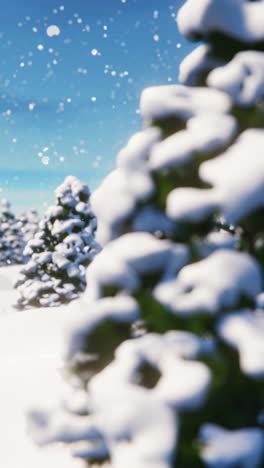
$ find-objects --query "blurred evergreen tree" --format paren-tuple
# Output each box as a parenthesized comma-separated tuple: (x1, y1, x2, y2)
(29, 1, 264, 467)
(0, 199, 25, 266)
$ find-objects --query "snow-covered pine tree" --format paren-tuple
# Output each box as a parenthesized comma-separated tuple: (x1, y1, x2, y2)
(17, 209, 39, 244)
(29, 1, 264, 467)
(0, 199, 25, 266)
(15, 176, 100, 308)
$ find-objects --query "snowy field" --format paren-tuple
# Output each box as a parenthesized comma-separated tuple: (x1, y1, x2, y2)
(0, 265, 83, 468)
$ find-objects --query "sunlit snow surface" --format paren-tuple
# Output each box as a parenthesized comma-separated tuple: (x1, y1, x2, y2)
(0, 265, 82, 468)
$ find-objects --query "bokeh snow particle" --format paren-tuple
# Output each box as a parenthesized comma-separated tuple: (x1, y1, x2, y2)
(41, 156, 49, 166)
(46, 25, 61, 37)
(91, 48, 101, 56)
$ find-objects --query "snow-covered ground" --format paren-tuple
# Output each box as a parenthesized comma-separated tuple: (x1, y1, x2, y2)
(0, 265, 83, 468)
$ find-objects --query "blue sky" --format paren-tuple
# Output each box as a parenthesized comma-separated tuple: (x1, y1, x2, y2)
(0, 0, 193, 213)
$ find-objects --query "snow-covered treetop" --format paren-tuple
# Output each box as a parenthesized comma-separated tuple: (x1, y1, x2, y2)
(178, 0, 264, 44)
(0, 198, 11, 213)
(0, 198, 25, 266)
(34, 175, 97, 247)
(17, 210, 39, 244)
(178, 1, 264, 111)
(55, 175, 91, 207)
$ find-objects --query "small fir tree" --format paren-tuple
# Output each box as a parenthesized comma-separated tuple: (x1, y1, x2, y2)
(15, 176, 100, 308)
(17, 209, 39, 244)
(0, 199, 25, 266)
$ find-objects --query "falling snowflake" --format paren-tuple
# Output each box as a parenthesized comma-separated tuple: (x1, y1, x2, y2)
(46, 25, 61, 37)
(91, 48, 101, 56)
(41, 156, 49, 165)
